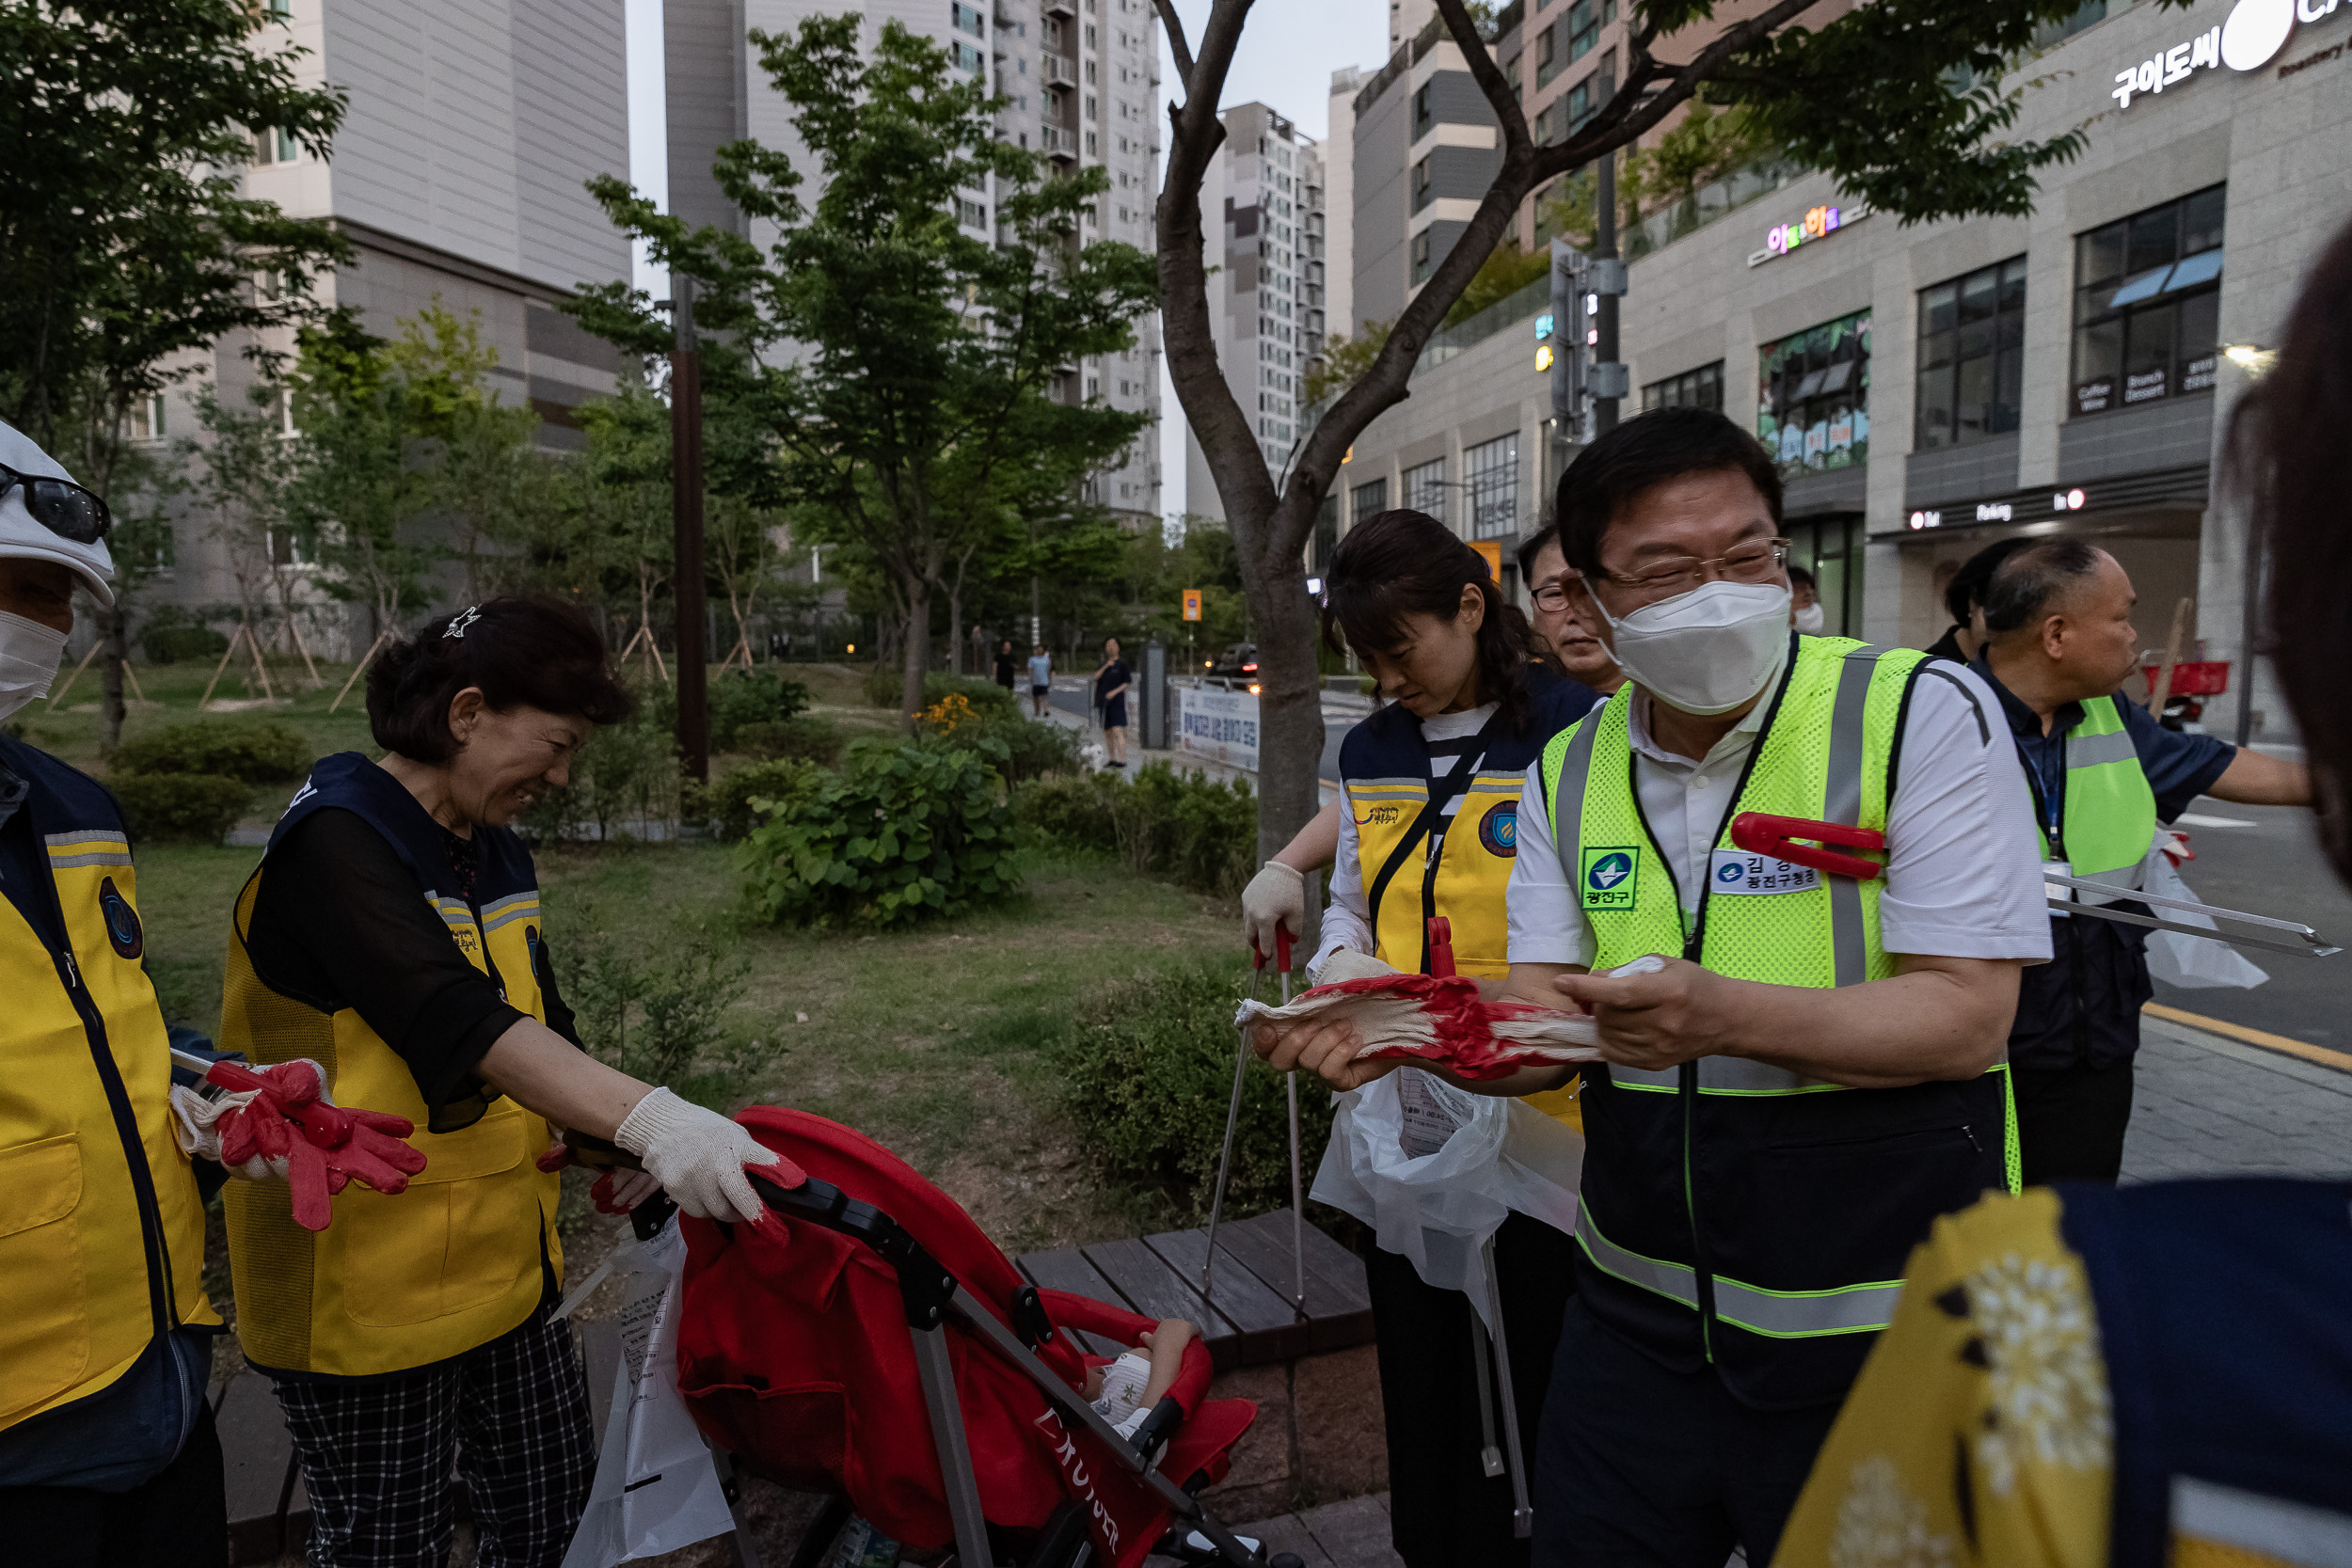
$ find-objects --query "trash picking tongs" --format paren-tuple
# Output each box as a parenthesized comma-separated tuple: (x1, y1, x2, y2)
(1203, 924, 1308, 1317)
(1730, 812, 2341, 958)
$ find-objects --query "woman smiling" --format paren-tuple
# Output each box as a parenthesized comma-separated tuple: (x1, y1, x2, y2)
(216, 598, 795, 1566)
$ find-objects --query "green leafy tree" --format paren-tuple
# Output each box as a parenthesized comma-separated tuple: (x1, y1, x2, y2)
(1160, 0, 2195, 860)
(568, 15, 1158, 726)
(2, 0, 349, 741)
(284, 312, 437, 643)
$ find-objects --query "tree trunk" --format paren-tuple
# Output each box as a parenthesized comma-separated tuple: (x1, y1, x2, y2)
(98, 601, 127, 749)
(947, 582, 962, 678)
(1243, 522, 1325, 866)
(898, 578, 930, 731)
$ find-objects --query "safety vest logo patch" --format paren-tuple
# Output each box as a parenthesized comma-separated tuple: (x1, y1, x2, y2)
(99, 876, 144, 959)
(1705, 848, 1821, 896)
(1580, 847, 1640, 910)
(1478, 799, 1518, 857)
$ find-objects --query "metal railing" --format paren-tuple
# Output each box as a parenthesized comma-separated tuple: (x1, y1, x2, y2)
(1040, 124, 1077, 157)
(1042, 51, 1075, 86)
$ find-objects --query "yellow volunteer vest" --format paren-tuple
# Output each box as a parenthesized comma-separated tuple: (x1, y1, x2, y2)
(0, 755, 217, 1433)
(220, 756, 562, 1378)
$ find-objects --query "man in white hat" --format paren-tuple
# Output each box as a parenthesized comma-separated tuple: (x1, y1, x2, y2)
(0, 419, 234, 1566)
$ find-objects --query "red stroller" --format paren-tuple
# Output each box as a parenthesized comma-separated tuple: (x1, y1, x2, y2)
(672, 1108, 1302, 1568)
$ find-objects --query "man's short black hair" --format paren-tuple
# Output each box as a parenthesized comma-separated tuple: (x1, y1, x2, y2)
(1515, 522, 1561, 581)
(1943, 536, 2034, 626)
(1788, 563, 1816, 591)
(1981, 537, 2108, 635)
(1553, 407, 1783, 577)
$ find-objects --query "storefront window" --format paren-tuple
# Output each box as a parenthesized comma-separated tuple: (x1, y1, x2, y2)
(1643, 361, 1724, 413)
(2071, 184, 2224, 417)
(1465, 434, 1519, 538)
(1915, 256, 2026, 449)
(1786, 516, 1861, 637)
(1351, 477, 1387, 522)
(1404, 457, 1447, 524)
(1756, 311, 1870, 481)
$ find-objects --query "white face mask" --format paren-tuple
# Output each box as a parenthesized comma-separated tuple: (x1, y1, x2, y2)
(0, 610, 67, 725)
(1793, 601, 1827, 635)
(1589, 578, 1793, 716)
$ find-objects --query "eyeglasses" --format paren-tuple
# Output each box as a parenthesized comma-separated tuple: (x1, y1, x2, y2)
(0, 463, 113, 545)
(1531, 579, 1579, 612)
(1591, 537, 1789, 601)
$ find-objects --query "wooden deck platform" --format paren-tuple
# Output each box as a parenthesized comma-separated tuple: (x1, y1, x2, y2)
(1016, 1208, 1375, 1370)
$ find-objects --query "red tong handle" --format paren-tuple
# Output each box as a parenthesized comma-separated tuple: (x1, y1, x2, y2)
(1251, 922, 1295, 974)
(1728, 812, 1886, 881)
(1425, 916, 1455, 978)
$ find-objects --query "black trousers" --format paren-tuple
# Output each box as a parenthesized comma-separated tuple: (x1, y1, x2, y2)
(1368, 1210, 1579, 1568)
(5, 1399, 228, 1568)
(1531, 1298, 1840, 1568)
(2013, 1055, 2137, 1185)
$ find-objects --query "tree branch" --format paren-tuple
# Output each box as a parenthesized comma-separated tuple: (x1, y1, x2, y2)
(1433, 0, 1529, 152)
(1150, 0, 1195, 87)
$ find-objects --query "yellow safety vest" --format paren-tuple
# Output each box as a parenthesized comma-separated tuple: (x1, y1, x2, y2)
(220, 753, 562, 1378)
(0, 747, 216, 1432)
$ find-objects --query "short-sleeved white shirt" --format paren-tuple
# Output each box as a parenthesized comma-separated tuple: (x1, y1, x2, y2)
(1506, 658, 2053, 967)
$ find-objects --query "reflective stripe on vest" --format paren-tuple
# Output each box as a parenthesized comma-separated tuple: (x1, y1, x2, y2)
(1576, 1203, 1905, 1338)
(2035, 694, 2159, 883)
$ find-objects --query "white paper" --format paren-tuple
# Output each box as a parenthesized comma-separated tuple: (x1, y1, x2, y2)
(561, 1218, 739, 1567)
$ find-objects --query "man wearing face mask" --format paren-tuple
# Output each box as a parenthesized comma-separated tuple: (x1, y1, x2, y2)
(0, 421, 234, 1565)
(1261, 408, 2053, 1567)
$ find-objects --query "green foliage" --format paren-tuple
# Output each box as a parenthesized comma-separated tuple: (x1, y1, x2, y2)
(732, 716, 845, 767)
(138, 608, 228, 665)
(558, 917, 755, 1093)
(866, 669, 1023, 720)
(519, 702, 681, 843)
(112, 720, 309, 784)
(1442, 242, 1549, 328)
(707, 668, 813, 751)
(1053, 962, 1334, 1222)
(685, 757, 825, 843)
(1014, 765, 1256, 896)
(971, 717, 1082, 784)
(739, 735, 1021, 928)
(112, 774, 251, 847)
(1301, 319, 1391, 412)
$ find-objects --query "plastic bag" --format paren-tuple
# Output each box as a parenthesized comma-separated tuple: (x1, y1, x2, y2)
(560, 1216, 739, 1568)
(2141, 836, 2268, 990)
(1309, 1069, 1583, 1332)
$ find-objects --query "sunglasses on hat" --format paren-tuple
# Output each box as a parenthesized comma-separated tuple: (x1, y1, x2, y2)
(0, 462, 113, 545)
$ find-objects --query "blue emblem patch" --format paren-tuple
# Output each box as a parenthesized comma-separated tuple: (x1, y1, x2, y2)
(1478, 799, 1518, 857)
(99, 876, 143, 959)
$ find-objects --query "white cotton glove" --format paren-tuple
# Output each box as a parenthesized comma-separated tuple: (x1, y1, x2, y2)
(167, 1057, 328, 1181)
(614, 1087, 804, 1226)
(1241, 862, 1305, 957)
(1311, 947, 1398, 987)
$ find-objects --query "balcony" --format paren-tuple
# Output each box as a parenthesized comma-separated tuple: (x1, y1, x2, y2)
(994, 0, 1019, 23)
(1044, 0, 1074, 15)
(1042, 51, 1076, 87)
(1041, 124, 1078, 161)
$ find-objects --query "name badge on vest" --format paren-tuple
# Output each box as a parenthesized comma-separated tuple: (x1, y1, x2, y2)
(1706, 848, 1821, 896)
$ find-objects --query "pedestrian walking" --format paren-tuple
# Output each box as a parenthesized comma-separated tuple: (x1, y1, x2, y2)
(1969, 538, 2308, 1184)
(993, 637, 1017, 692)
(1093, 637, 1132, 768)
(1027, 643, 1054, 720)
(216, 598, 802, 1567)
(1263, 407, 2052, 1568)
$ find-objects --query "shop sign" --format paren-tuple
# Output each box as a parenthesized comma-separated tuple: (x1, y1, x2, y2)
(1763, 206, 1841, 259)
(2112, 0, 2345, 109)
(1904, 488, 2093, 533)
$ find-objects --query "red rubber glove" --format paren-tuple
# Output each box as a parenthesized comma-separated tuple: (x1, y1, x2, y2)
(207, 1061, 426, 1232)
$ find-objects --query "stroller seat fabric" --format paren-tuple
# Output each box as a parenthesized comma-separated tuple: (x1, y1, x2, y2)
(675, 1108, 1258, 1568)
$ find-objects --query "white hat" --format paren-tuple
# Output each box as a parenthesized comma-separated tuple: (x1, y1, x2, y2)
(0, 420, 116, 607)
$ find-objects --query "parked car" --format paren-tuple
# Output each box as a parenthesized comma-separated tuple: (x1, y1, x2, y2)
(1207, 642, 1259, 682)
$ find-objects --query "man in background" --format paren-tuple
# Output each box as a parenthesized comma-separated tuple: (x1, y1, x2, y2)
(1926, 536, 2031, 664)
(1027, 643, 1054, 719)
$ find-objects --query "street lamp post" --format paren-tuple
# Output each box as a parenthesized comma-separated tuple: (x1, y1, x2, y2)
(672, 276, 709, 784)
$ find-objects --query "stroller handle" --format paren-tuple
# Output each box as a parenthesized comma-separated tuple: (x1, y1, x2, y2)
(746, 1170, 966, 1333)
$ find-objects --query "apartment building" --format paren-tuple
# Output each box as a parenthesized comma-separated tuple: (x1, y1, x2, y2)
(1179, 103, 1327, 524)
(1334, 0, 2352, 742)
(670, 0, 1162, 531)
(120, 0, 634, 644)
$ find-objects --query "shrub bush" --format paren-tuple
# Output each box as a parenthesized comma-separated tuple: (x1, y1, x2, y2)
(708, 669, 813, 752)
(733, 716, 844, 767)
(113, 773, 251, 846)
(1013, 765, 1253, 895)
(916, 690, 1076, 784)
(739, 734, 1020, 927)
(864, 666, 1023, 722)
(138, 607, 229, 666)
(1053, 962, 1335, 1222)
(112, 720, 310, 784)
(517, 707, 680, 843)
(556, 916, 755, 1103)
(685, 758, 825, 844)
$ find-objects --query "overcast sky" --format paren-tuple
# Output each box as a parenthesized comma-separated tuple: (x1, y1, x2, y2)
(1156, 2, 1389, 521)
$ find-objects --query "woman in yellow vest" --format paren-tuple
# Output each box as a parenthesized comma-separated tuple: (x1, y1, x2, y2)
(1295, 510, 1603, 1568)
(218, 599, 798, 1568)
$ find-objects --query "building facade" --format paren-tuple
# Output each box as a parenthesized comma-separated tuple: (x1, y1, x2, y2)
(124, 0, 633, 646)
(1181, 103, 1327, 524)
(1334, 0, 2352, 743)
